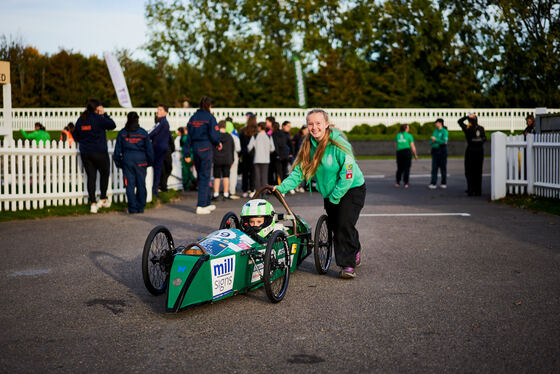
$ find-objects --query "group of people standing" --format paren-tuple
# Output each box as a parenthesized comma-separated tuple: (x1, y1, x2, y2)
(72, 99, 177, 214)
(394, 114, 487, 196)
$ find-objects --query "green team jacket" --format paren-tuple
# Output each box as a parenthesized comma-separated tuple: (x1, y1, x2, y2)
(20, 129, 51, 144)
(277, 130, 364, 204)
(430, 128, 448, 149)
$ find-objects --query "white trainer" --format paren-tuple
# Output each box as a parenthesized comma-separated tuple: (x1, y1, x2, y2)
(289, 189, 295, 195)
(196, 206, 211, 215)
(98, 199, 112, 208)
(440, 184, 447, 189)
(90, 203, 98, 213)
(207, 204, 216, 211)
(428, 184, 437, 190)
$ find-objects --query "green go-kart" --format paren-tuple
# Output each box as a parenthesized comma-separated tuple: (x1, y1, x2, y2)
(142, 186, 334, 312)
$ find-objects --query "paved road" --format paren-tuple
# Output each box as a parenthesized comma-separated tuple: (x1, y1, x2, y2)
(1, 159, 559, 373)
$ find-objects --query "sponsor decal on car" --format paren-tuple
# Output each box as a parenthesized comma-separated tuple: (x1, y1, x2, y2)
(211, 255, 235, 299)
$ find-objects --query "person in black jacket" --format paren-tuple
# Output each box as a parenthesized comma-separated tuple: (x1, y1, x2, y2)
(271, 121, 290, 185)
(159, 133, 176, 192)
(239, 115, 257, 197)
(212, 120, 234, 200)
(113, 112, 155, 213)
(73, 98, 116, 213)
(458, 113, 486, 196)
(149, 104, 170, 197)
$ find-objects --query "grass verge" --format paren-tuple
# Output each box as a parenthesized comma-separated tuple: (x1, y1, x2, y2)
(0, 189, 181, 222)
(495, 194, 560, 216)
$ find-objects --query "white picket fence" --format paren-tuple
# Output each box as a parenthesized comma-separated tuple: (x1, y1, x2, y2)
(491, 132, 560, 200)
(0, 139, 185, 212)
(2, 107, 557, 133)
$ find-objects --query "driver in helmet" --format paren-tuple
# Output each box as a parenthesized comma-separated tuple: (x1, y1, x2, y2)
(240, 199, 284, 242)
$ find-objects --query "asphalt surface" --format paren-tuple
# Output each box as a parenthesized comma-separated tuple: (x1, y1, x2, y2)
(1, 159, 559, 373)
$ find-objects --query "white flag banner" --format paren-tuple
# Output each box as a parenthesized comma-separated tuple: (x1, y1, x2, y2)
(103, 52, 132, 108)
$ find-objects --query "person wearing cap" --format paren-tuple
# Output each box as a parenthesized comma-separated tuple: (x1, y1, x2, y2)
(458, 113, 486, 196)
(428, 118, 449, 189)
(523, 114, 536, 137)
(274, 109, 365, 279)
(184, 96, 222, 214)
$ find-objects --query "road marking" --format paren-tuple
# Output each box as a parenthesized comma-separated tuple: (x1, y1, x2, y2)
(361, 213, 471, 217)
(9, 269, 52, 277)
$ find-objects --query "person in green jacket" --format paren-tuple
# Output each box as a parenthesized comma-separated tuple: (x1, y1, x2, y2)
(428, 118, 449, 189)
(394, 124, 418, 188)
(274, 109, 366, 279)
(20, 122, 51, 145)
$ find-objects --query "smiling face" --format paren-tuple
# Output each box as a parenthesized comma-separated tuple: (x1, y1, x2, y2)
(306, 112, 329, 141)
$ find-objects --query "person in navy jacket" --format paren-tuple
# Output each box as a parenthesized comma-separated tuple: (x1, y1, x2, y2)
(149, 104, 170, 197)
(113, 112, 155, 214)
(184, 96, 221, 214)
(73, 98, 116, 213)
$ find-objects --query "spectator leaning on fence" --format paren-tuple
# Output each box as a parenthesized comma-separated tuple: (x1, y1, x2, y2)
(73, 99, 116, 213)
(60, 122, 74, 146)
(20, 122, 51, 145)
(113, 112, 154, 214)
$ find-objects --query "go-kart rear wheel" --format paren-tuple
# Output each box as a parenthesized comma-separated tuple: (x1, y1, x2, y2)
(313, 214, 332, 274)
(219, 211, 240, 229)
(142, 225, 175, 295)
(263, 230, 290, 303)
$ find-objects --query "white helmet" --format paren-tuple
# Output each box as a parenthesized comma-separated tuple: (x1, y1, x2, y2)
(240, 199, 276, 240)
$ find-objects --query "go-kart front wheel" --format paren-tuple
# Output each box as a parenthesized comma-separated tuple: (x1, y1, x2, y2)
(313, 215, 332, 274)
(219, 211, 240, 230)
(263, 230, 291, 303)
(142, 225, 176, 295)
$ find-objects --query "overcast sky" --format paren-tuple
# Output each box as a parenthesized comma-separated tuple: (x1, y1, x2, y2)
(3, 0, 150, 60)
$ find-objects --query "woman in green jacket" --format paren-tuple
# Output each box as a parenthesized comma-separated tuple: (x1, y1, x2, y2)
(394, 124, 418, 188)
(274, 109, 366, 279)
(20, 122, 51, 145)
(428, 118, 449, 189)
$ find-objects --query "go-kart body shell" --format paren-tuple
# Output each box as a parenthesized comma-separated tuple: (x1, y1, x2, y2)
(167, 217, 311, 312)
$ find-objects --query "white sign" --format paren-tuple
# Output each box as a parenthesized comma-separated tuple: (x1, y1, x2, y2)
(103, 52, 132, 108)
(210, 255, 235, 299)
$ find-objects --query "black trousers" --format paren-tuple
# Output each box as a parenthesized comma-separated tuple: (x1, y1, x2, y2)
(240, 155, 255, 192)
(396, 149, 412, 184)
(81, 152, 110, 204)
(430, 146, 447, 185)
(465, 146, 484, 195)
(323, 183, 366, 268)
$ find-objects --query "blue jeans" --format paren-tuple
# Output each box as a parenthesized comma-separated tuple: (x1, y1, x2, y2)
(430, 146, 447, 185)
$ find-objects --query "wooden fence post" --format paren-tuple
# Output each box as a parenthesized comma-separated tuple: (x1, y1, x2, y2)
(491, 132, 507, 200)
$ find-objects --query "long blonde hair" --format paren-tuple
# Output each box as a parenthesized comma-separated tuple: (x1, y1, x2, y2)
(294, 109, 349, 180)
